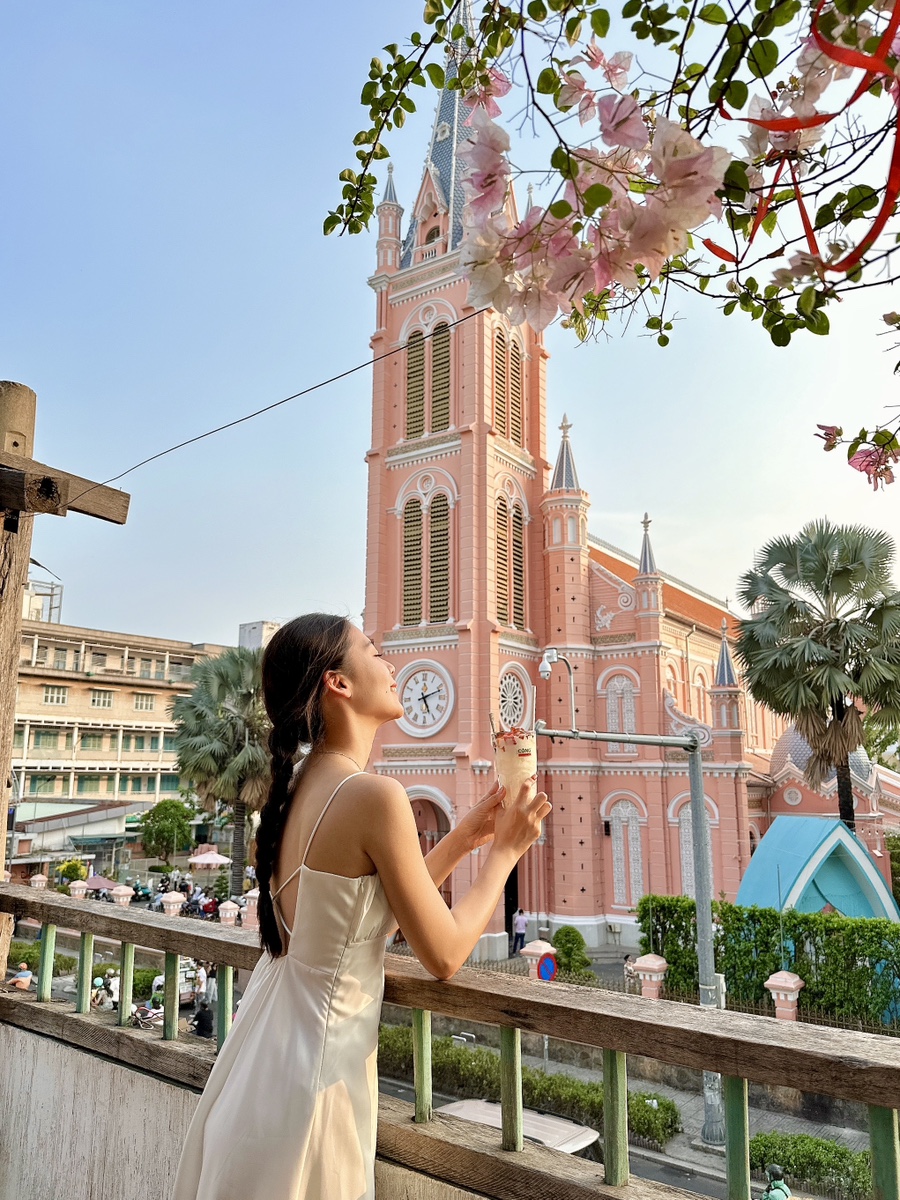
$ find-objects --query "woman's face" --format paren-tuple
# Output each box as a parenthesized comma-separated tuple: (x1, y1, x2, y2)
(342, 625, 404, 724)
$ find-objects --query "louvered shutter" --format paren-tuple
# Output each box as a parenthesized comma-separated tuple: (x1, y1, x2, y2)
(431, 323, 451, 432)
(429, 493, 450, 622)
(509, 341, 523, 446)
(493, 330, 508, 438)
(496, 495, 509, 625)
(511, 504, 525, 629)
(403, 499, 423, 625)
(406, 331, 425, 439)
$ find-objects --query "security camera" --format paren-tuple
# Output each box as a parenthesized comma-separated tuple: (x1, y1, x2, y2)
(539, 661, 552, 681)
(538, 648, 558, 680)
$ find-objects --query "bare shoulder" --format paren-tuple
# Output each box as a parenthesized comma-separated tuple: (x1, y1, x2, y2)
(345, 772, 409, 810)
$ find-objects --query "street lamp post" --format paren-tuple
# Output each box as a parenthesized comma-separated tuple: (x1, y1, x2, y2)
(536, 648, 725, 1146)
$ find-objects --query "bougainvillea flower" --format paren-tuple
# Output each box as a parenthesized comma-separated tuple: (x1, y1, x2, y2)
(815, 424, 843, 450)
(849, 446, 899, 489)
(597, 94, 648, 149)
(464, 68, 512, 121)
(558, 72, 598, 124)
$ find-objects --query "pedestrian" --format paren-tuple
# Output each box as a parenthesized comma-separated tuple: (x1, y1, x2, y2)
(3, 962, 33, 990)
(624, 954, 637, 992)
(512, 908, 528, 956)
(173, 613, 550, 1199)
(108, 971, 120, 1011)
(205, 964, 218, 1009)
(190, 1000, 215, 1039)
(194, 961, 207, 1010)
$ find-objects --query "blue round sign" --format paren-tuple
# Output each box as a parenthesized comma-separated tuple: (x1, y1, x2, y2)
(537, 952, 557, 981)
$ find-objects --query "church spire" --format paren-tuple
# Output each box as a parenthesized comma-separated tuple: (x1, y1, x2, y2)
(715, 619, 739, 687)
(550, 414, 580, 490)
(381, 162, 399, 207)
(638, 512, 658, 576)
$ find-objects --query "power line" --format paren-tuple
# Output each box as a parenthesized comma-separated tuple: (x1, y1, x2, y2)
(67, 309, 482, 509)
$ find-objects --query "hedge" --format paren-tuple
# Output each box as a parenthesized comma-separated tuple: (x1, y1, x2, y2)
(749, 1131, 872, 1199)
(8, 940, 77, 978)
(133, 968, 160, 1000)
(637, 894, 900, 1027)
(378, 1024, 681, 1147)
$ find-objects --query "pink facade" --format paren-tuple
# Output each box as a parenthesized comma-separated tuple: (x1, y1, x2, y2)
(363, 87, 900, 955)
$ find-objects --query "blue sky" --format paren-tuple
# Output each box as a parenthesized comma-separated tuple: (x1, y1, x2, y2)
(2, 2, 897, 646)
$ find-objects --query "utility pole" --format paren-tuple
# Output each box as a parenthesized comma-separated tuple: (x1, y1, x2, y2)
(0, 382, 130, 975)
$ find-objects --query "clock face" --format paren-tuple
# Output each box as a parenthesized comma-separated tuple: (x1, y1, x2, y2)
(499, 671, 527, 730)
(398, 664, 453, 736)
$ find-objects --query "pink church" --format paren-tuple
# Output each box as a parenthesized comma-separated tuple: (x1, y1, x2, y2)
(362, 62, 900, 955)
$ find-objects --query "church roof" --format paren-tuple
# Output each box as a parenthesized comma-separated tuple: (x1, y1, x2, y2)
(769, 726, 873, 785)
(638, 513, 658, 576)
(381, 163, 400, 207)
(714, 620, 739, 687)
(588, 536, 737, 636)
(549, 415, 580, 490)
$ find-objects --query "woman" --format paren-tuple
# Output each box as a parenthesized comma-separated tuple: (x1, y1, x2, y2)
(173, 613, 549, 1199)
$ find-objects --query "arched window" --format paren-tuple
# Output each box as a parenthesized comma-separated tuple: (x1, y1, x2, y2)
(424, 226, 441, 244)
(429, 493, 450, 622)
(678, 804, 714, 899)
(693, 670, 709, 723)
(511, 505, 525, 629)
(496, 495, 509, 625)
(493, 330, 508, 437)
(406, 331, 425, 439)
(610, 800, 644, 906)
(402, 499, 423, 625)
(606, 675, 636, 753)
(509, 341, 523, 446)
(665, 665, 680, 708)
(431, 323, 451, 433)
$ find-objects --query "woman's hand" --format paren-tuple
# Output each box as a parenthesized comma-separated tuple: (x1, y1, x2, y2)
(492, 777, 551, 859)
(456, 780, 506, 851)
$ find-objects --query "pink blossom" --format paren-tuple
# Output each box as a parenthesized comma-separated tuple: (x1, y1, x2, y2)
(815, 424, 843, 451)
(849, 446, 899, 489)
(459, 109, 512, 221)
(558, 72, 598, 125)
(597, 94, 648, 149)
(571, 44, 632, 91)
(464, 68, 512, 121)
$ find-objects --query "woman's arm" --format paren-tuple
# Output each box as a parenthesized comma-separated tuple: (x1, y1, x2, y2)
(421, 781, 505, 890)
(362, 775, 550, 980)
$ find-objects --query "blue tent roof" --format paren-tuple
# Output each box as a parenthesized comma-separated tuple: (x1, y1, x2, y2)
(737, 815, 899, 921)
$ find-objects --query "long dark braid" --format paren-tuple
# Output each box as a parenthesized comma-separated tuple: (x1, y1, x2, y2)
(255, 614, 352, 958)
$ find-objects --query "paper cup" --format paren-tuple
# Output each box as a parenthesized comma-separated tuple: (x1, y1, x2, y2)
(493, 727, 537, 806)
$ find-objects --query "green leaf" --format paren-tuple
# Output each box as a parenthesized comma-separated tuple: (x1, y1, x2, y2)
(323, 213, 342, 236)
(549, 199, 573, 218)
(873, 429, 900, 450)
(747, 38, 778, 77)
(725, 79, 749, 108)
(799, 286, 817, 317)
(699, 3, 728, 21)
(761, 211, 778, 236)
(806, 309, 830, 336)
(770, 322, 791, 346)
(424, 62, 446, 88)
(528, 0, 548, 17)
(583, 183, 613, 213)
(622, 0, 641, 17)
(657, 334, 670, 346)
(339, 168, 358, 183)
(699, 275, 710, 292)
(723, 300, 737, 315)
(423, 0, 444, 23)
(537, 67, 559, 94)
(591, 7, 611, 35)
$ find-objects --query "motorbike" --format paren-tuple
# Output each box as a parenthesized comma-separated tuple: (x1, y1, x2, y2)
(130, 1002, 165, 1030)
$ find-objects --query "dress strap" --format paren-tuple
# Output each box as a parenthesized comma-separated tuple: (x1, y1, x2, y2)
(301, 772, 366, 867)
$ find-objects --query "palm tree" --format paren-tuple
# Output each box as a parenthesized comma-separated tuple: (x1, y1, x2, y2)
(171, 647, 271, 896)
(736, 519, 900, 830)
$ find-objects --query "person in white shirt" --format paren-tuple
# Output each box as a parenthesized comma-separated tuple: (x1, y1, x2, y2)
(194, 962, 207, 1010)
(512, 909, 528, 956)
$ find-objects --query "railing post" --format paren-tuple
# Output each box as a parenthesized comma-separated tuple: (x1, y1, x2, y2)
(164, 951, 179, 1040)
(117, 942, 135, 1027)
(870, 1105, 900, 1200)
(217, 964, 234, 1051)
(412, 1009, 432, 1124)
(76, 931, 94, 1014)
(723, 1075, 751, 1200)
(500, 1026, 523, 1152)
(602, 1048, 629, 1184)
(36, 922, 57, 1002)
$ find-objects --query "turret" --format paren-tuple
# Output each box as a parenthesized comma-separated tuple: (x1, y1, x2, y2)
(375, 164, 403, 275)
(541, 415, 591, 651)
(710, 619, 745, 756)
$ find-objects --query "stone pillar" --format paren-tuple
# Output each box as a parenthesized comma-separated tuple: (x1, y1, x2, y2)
(111, 885, 134, 907)
(242, 888, 259, 930)
(520, 939, 556, 981)
(160, 890, 185, 917)
(764, 970, 805, 1020)
(634, 953, 668, 999)
(217, 900, 239, 927)
(69, 879, 88, 900)
(29, 873, 47, 890)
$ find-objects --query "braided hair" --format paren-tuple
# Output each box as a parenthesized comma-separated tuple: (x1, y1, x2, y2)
(255, 613, 352, 957)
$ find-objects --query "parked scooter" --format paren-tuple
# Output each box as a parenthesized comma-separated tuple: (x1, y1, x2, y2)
(131, 1001, 165, 1030)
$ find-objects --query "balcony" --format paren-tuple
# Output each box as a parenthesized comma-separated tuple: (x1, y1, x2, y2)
(2, 882, 900, 1199)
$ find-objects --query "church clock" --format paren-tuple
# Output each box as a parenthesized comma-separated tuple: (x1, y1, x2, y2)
(397, 662, 454, 737)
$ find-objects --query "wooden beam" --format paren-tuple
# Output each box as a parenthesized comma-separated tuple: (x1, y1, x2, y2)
(0, 451, 129, 525)
(0, 465, 69, 516)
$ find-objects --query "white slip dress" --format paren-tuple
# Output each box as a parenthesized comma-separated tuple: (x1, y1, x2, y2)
(172, 773, 395, 1200)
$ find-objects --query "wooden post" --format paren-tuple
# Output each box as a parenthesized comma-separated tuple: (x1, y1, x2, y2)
(36, 922, 57, 1002)
(602, 1048, 629, 1185)
(724, 1075, 751, 1200)
(0, 381, 129, 982)
(117, 942, 135, 1027)
(0, 383, 36, 973)
(500, 1025, 523, 1152)
(217, 964, 234, 1051)
(412, 1008, 433, 1124)
(76, 931, 95, 1014)
(870, 1105, 900, 1200)
(164, 951, 179, 1040)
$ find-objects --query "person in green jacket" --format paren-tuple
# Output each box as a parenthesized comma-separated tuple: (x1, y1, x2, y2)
(763, 1164, 792, 1200)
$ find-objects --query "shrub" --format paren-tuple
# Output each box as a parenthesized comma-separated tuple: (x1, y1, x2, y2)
(377, 1025, 681, 1147)
(9, 940, 77, 977)
(148, 864, 168, 873)
(133, 968, 160, 1000)
(213, 869, 230, 901)
(552, 926, 594, 978)
(749, 1132, 872, 1198)
(56, 858, 88, 883)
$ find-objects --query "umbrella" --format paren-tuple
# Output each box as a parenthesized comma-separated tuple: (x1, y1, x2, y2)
(188, 851, 232, 867)
(84, 875, 118, 890)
